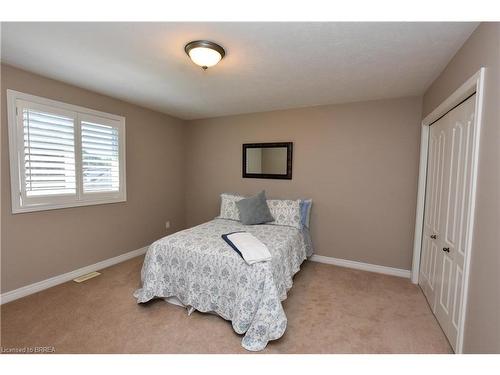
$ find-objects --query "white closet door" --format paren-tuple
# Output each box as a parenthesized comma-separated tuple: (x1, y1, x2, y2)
(420, 94, 476, 352)
(420, 107, 447, 308)
(433, 94, 476, 351)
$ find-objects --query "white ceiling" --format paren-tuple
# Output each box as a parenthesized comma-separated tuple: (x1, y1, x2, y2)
(1, 22, 478, 120)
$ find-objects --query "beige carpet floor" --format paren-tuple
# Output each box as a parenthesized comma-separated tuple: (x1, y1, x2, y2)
(0, 256, 452, 353)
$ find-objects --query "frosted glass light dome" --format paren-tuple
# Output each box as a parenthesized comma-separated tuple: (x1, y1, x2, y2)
(185, 40, 225, 70)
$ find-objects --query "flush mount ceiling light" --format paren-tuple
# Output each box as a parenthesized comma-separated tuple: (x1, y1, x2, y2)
(185, 40, 225, 70)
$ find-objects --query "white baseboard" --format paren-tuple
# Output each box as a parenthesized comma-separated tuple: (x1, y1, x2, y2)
(0, 246, 148, 305)
(1, 248, 410, 305)
(310, 254, 411, 278)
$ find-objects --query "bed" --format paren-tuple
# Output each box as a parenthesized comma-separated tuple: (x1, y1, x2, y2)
(134, 217, 313, 351)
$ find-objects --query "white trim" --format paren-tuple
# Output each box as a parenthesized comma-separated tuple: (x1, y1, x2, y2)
(421, 72, 479, 127)
(10, 196, 128, 214)
(412, 67, 485, 354)
(310, 254, 411, 278)
(457, 69, 485, 354)
(411, 124, 430, 284)
(0, 246, 147, 305)
(7, 90, 124, 122)
(6, 89, 127, 214)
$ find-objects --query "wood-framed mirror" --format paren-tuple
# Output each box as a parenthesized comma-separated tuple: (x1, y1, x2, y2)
(242, 142, 293, 180)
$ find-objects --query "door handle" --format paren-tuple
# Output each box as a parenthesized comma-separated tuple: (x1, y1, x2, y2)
(443, 247, 450, 253)
(430, 234, 437, 239)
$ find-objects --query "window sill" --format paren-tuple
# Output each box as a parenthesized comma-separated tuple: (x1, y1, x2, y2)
(12, 196, 127, 214)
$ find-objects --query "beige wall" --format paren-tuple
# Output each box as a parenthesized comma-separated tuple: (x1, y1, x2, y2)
(185, 97, 422, 270)
(423, 23, 500, 353)
(1, 64, 186, 293)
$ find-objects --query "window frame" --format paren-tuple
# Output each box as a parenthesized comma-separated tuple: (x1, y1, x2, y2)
(7, 90, 127, 214)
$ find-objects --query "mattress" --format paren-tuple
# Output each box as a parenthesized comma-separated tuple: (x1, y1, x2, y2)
(134, 218, 313, 351)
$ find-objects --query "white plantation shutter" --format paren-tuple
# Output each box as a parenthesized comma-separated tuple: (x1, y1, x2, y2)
(22, 107, 76, 197)
(81, 119, 120, 193)
(8, 91, 126, 213)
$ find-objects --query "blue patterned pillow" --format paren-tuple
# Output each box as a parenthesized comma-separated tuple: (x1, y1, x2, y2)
(300, 199, 312, 228)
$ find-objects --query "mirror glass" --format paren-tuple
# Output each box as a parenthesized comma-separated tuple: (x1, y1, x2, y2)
(242, 143, 292, 179)
(246, 147, 288, 174)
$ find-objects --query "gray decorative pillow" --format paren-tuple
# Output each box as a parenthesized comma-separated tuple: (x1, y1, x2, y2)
(236, 190, 274, 225)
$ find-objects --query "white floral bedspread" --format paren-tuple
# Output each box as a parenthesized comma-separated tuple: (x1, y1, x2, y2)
(134, 218, 312, 351)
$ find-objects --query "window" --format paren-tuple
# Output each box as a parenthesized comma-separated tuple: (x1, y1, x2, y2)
(7, 90, 126, 213)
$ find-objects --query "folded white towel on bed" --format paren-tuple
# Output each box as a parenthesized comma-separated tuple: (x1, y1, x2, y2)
(222, 231, 272, 265)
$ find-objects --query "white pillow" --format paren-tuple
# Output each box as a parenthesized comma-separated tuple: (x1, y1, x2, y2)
(218, 193, 244, 221)
(267, 199, 302, 229)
